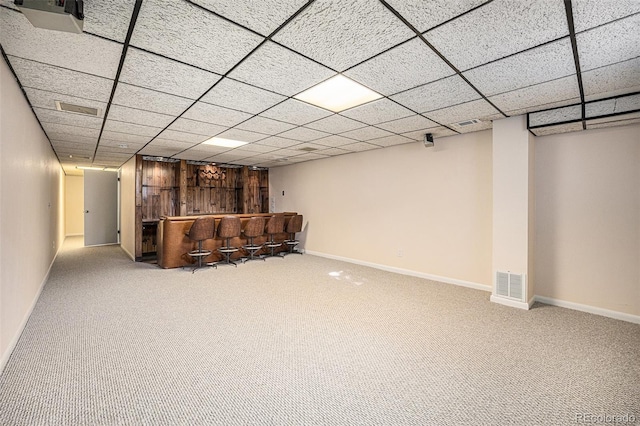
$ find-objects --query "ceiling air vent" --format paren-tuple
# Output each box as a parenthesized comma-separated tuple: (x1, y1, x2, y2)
(55, 101, 100, 116)
(454, 118, 481, 127)
(298, 147, 318, 152)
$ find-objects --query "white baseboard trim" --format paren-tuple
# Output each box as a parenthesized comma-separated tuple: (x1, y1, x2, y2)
(0, 243, 61, 374)
(490, 294, 534, 310)
(305, 250, 491, 292)
(535, 296, 640, 324)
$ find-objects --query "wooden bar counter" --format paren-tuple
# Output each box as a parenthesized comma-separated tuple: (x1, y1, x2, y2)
(157, 212, 297, 269)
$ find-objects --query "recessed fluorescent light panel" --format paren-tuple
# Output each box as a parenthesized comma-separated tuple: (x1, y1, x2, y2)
(294, 74, 382, 113)
(202, 137, 248, 148)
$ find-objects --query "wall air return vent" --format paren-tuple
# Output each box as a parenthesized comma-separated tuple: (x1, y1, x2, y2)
(454, 118, 481, 127)
(55, 101, 100, 117)
(495, 271, 526, 302)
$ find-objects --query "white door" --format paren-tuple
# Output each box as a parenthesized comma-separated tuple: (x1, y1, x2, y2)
(84, 169, 118, 246)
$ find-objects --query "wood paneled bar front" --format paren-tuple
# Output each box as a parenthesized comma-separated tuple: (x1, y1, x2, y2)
(156, 212, 297, 269)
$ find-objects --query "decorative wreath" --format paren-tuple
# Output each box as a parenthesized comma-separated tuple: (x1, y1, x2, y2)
(198, 166, 226, 182)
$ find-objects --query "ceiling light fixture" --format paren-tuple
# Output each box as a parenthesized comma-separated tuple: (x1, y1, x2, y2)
(202, 137, 248, 148)
(76, 166, 105, 171)
(294, 74, 382, 113)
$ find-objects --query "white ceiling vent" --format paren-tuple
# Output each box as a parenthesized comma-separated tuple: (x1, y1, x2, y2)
(454, 118, 481, 127)
(55, 101, 100, 117)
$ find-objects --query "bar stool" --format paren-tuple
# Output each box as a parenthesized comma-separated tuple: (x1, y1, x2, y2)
(217, 216, 242, 267)
(242, 216, 266, 262)
(282, 214, 303, 256)
(263, 214, 285, 258)
(185, 216, 216, 273)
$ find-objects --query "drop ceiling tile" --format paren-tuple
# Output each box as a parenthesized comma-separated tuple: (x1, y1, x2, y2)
(313, 135, 358, 148)
(587, 111, 640, 125)
(156, 130, 209, 144)
(339, 142, 382, 152)
(574, 0, 640, 32)
(383, 0, 487, 33)
(293, 152, 331, 161)
(119, 48, 221, 100)
(83, 0, 135, 42)
(487, 76, 581, 114)
(268, 148, 306, 157)
(34, 108, 104, 129)
(24, 88, 108, 115)
(167, 119, 228, 137)
(236, 116, 297, 135)
(8, 57, 113, 102)
(304, 114, 366, 133)
(0, 1, 18, 10)
(229, 157, 265, 167)
(191, 0, 309, 36)
(582, 57, 640, 100)
(339, 126, 393, 141)
(587, 117, 640, 130)
(130, 0, 263, 74)
(206, 152, 251, 162)
(506, 98, 582, 117)
(182, 102, 252, 127)
(278, 127, 331, 142)
(1, 10, 122, 78)
(367, 134, 414, 148)
(403, 127, 458, 139)
(391, 75, 480, 113)
(200, 78, 287, 114)
(138, 146, 184, 157)
(529, 105, 582, 127)
(51, 140, 96, 151)
(215, 129, 267, 143)
(454, 120, 494, 134)
(228, 41, 335, 96)
(274, 0, 414, 71)
(577, 14, 640, 71)
(112, 83, 193, 116)
(255, 137, 302, 149)
(425, 0, 568, 71)
(423, 99, 501, 125)
(376, 114, 439, 133)
(108, 105, 175, 128)
(41, 123, 100, 139)
(99, 139, 146, 150)
(101, 131, 153, 145)
(317, 147, 351, 156)
(344, 38, 455, 96)
(615, 94, 640, 112)
(232, 143, 279, 153)
(531, 122, 583, 136)
(103, 120, 163, 137)
(48, 134, 98, 145)
(146, 140, 194, 153)
(260, 99, 333, 125)
(174, 151, 217, 161)
(463, 39, 576, 96)
(340, 98, 414, 125)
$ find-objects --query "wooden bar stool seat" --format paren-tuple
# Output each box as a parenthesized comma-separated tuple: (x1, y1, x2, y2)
(217, 216, 242, 267)
(264, 214, 285, 259)
(184, 216, 216, 273)
(242, 216, 266, 262)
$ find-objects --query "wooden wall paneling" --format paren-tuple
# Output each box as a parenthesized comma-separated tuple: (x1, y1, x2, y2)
(179, 160, 187, 216)
(135, 155, 143, 259)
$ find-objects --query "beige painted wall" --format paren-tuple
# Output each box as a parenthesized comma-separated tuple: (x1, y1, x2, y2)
(270, 130, 494, 287)
(535, 124, 640, 316)
(1, 59, 64, 369)
(120, 156, 136, 260)
(64, 175, 84, 236)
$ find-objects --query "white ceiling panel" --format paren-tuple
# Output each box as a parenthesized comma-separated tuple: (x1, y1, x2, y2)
(339, 126, 393, 142)
(215, 129, 268, 143)
(278, 127, 331, 142)
(316, 147, 351, 156)
(425, 0, 568, 71)
(344, 38, 455, 96)
(236, 116, 297, 135)
(99, 138, 146, 150)
(268, 148, 306, 157)
(1, 8, 121, 78)
(24, 88, 108, 115)
(588, 117, 640, 130)
(531, 122, 583, 136)
(9, 57, 113, 102)
(174, 150, 219, 161)
(146, 139, 194, 151)
(200, 78, 286, 114)
(205, 152, 252, 162)
(573, 0, 640, 33)
(340, 98, 414, 125)
(108, 105, 175, 129)
(130, 0, 263, 74)
(453, 120, 493, 134)
(488, 75, 581, 114)
(231, 143, 279, 153)
(48, 134, 98, 145)
(376, 114, 439, 133)
(254, 137, 301, 149)
(529, 105, 582, 127)
(582, 57, 640, 100)
(191, 0, 309, 36)
(463, 38, 576, 96)
(384, 0, 487, 33)
(577, 14, 640, 71)
(391, 75, 480, 113)
(615, 94, 640, 113)
(586, 111, 640, 125)
(305, 114, 366, 133)
(260, 99, 333, 125)
(368, 134, 414, 148)
(112, 83, 193, 116)
(34, 108, 104, 129)
(167, 119, 227, 137)
(41, 123, 100, 139)
(138, 146, 184, 157)
(156, 129, 209, 144)
(273, 0, 414, 71)
(182, 101, 252, 127)
(101, 131, 153, 145)
(51, 140, 96, 151)
(339, 142, 382, 152)
(506, 98, 581, 118)
(119, 48, 221, 100)
(313, 135, 359, 148)
(103, 120, 162, 137)
(83, 0, 135, 42)
(401, 127, 457, 141)
(423, 99, 501, 125)
(293, 152, 331, 161)
(228, 41, 335, 96)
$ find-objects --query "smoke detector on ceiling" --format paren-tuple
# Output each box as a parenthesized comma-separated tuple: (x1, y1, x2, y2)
(55, 101, 100, 117)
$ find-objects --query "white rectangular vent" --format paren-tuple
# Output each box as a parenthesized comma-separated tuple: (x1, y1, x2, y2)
(495, 271, 526, 302)
(55, 101, 100, 117)
(455, 118, 481, 127)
